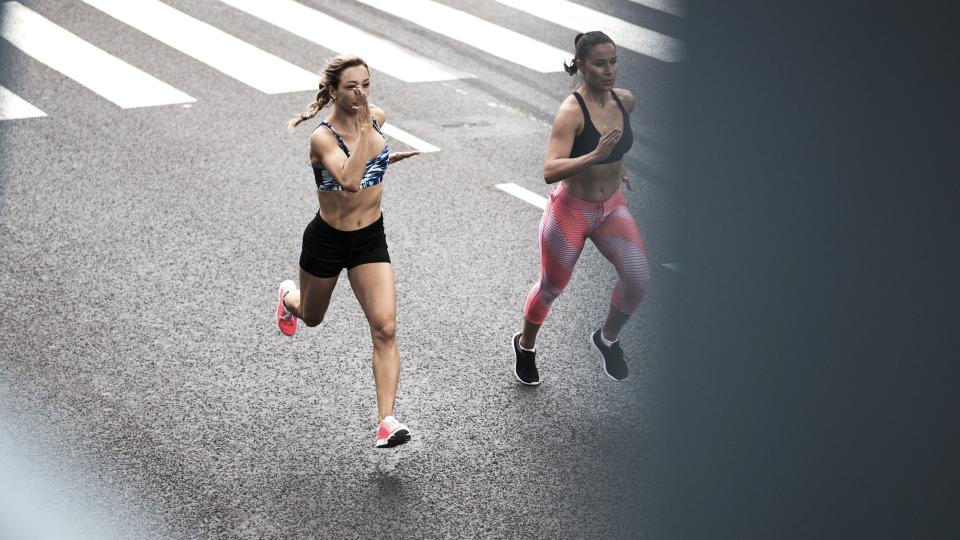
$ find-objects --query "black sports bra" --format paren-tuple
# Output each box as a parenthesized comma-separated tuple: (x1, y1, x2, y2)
(569, 90, 633, 164)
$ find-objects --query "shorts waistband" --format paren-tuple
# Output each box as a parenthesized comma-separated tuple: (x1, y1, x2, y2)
(315, 212, 385, 236)
(551, 182, 625, 211)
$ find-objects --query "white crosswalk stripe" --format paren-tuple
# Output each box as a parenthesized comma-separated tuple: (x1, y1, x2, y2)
(79, 0, 317, 94)
(380, 124, 441, 153)
(218, 0, 472, 83)
(494, 0, 684, 62)
(495, 183, 548, 209)
(355, 0, 570, 73)
(0, 84, 46, 120)
(1, 0, 661, 154)
(0, 1, 195, 109)
(627, 0, 685, 18)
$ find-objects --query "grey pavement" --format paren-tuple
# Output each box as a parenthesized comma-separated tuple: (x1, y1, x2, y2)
(1, 1, 682, 537)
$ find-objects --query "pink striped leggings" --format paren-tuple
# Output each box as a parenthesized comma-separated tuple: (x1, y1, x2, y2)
(524, 183, 649, 325)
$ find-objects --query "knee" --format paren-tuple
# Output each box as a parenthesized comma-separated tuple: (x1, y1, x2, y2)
(629, 269, 650, 292)
(302, 315, 323, 328)
(624, 258, 650, 290)
(538, 278, 568, 305)
(370, 319, 396, 344)
(617, 268, 649, 305)
(625, 276, 649, 302)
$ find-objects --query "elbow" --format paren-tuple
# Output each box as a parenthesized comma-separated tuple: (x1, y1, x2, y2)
(337, 172, 362, 192)
(543, 165, 555, 184)
(543, 167, 561, 184)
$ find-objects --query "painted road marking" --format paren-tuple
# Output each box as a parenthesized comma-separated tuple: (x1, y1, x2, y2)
(380, 124, 441, 153)
(627, 0, 685, 18)
(218, 0, 472, 83)
(80, 0, 317, 94)
(0, 1, 195, 108)
(630, 0, 687, 17)
(0, 84, 46, 120)
(495, 183, 547, 209)
(494, 0, 684, 63)
(355, 0, 570, 73)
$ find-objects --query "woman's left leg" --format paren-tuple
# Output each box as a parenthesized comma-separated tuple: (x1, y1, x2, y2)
(590, 205, 650, 341)
(347, 262, 400, 421)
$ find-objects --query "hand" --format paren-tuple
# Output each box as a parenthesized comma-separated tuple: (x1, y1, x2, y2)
(621, 164, 633, 191)
(351, 88, 371, 128)
(388, 150, 421, 164)
(592, 127, 622, 162)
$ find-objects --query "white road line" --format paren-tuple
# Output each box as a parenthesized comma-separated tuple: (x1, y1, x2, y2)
(80, 0, 317, 94)
(494, 0, 684, 63)
(0, 85, 46, 120)
(495, 183, 547, 209)
(0, 2, 194, 109)
(355, 0, 570, 73)
(627, 0, 685, 18)
(380, 124, 441, 153)
(662, 262, 680, 272)
(218, 0, 472, 83)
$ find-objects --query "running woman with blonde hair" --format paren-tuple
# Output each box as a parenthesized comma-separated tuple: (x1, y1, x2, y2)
(277, 55, 419, 447)
(513, 31, 650, 385)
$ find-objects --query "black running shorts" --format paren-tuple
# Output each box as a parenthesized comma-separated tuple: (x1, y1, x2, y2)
(299, 212, 390, 278)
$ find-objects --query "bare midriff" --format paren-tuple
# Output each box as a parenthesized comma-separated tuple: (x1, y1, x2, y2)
(316, 183, 384, 231)
(561, 159, 623, 203)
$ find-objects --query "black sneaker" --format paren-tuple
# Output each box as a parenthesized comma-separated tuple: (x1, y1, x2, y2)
(591, 328, 629, 381)
(513, 332, 540, 386)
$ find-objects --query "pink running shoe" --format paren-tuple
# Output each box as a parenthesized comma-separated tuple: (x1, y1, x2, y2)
(276, 279, 298, 336)
(375, 416, 411, 448)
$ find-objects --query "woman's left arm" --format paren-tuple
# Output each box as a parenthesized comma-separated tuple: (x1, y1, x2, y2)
(617, 89, 636, 191)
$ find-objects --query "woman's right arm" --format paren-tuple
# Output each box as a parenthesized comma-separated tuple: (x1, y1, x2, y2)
(310, 89, 375, 193)
(542, 99, 622, 184)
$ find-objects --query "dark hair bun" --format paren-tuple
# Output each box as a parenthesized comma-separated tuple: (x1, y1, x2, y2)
(574, 32, 585, 46)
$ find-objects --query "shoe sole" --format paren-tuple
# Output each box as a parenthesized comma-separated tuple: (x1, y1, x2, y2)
(512, 333, 540, 386)
(591, 334, 628, 382)
(376, 428, 411, 448)
(276, 282, 297, 337)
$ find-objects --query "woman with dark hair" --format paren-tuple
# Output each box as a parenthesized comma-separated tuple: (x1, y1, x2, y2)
(277, 55, 419, 447)
(513, 31, 649, 386)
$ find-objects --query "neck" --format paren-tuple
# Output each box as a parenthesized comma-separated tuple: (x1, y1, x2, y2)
(579, 85, 611, 107)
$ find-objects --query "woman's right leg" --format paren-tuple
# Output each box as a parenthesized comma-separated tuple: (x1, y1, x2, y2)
(283, 267, 339, 327)
(514, 189, 589, 384)
(521, 191, 589, 348)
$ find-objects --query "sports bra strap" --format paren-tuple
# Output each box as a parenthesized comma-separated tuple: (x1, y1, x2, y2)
(572, 92, 590, 122)
(610, 90, 627, 114)
(318, 121, 350, 156)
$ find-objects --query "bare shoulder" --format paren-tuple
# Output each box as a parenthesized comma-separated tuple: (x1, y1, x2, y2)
(309, 124, 339, 155)
(370, 104, 386, 126)
(614, 88, 636, 113)
(554, 94, 584, 128)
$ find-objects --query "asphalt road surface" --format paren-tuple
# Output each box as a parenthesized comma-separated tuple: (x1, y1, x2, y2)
(1, 1, 682, 537)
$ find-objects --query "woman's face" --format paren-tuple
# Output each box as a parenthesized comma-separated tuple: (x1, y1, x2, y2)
(333, 65, 371, 111)
(579, 43, 619, 91)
